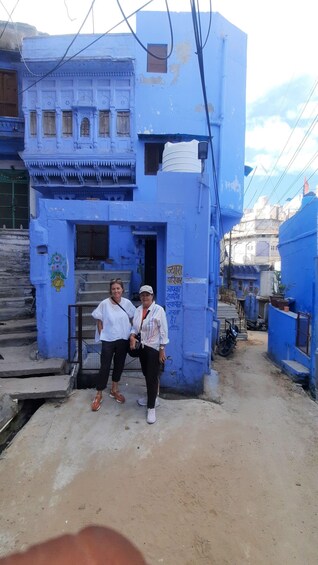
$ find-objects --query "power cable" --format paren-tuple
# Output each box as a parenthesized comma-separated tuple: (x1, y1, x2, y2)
(264, 114, 318, 202)
(189, 0, 224, 238)
(21, 0, 154, 94)
(0, 0, 20, 40)
(63, 0, 76, 22)
(245, 75, 318, 209)
(244, 165, 257, 195)
(19, 0, 97, 78)
(200, 0, 212, 50)
(116, 0, 173, 60)
(275, 150, 318, 205)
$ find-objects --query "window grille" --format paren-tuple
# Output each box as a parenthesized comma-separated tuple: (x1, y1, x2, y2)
(43, 111, 56, 136)
(30, 111, 37, 136)
(0, 69, 18, 116)
(99, 110, 110, 137)
(80, 117, 90, 137)
(147, 44, 167, 73)
(116, 111, 130, 136)
(62, 111, 73, 137)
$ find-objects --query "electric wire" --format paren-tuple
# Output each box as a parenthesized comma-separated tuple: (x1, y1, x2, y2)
(0, 0, 20, 40)
(64, 0, 76, 22)
(116, 0, 173, 60)
(196, 0, 212, 50)
(275, 150, 318, 205)
(245, 75, 318, 209)
(189, 0, 224, 239)
(0, 0, 43, 76)
(244, 165, 257, 195)
(21, 0, 154, 94)
(21, 0, 97, 78)
(244, 74, 300, 202)
(263, 113, 318, 203)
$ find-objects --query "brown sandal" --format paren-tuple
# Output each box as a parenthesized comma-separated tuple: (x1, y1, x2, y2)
(109, 390, 125, 404)
(91, 393, 103, 411)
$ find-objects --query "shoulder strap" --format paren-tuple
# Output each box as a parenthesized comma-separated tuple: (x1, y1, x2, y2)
(139, 309, 150, 331)
(111, 298, 130, 318)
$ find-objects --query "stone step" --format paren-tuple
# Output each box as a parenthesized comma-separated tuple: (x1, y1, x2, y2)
(217, 300, 247, 340)
(84, 280, 130, 292)
(281, 359, 310, 385)
(0, 318, 37, 335)
(0, 331, 37, 347)
(77, 289, 130, 302)
(0, 288, 33, 298)
(0, 357, 66, 378)
(0, 375, 73, 400)
(76, 270, 132, 282)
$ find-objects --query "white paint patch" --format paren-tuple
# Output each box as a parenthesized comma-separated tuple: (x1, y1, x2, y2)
(225, 176, 241, 192)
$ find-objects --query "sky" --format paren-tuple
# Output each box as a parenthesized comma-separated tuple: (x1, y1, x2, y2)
(1, 0, 317, 209)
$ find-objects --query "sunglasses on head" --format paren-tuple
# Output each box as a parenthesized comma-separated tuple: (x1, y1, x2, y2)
(110, 278, 122, 283)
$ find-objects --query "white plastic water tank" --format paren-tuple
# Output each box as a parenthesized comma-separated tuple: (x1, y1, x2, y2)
(162, 140, 201, 173)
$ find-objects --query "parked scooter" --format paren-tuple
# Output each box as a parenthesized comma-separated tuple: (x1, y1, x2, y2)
(217, 319, 239, 357)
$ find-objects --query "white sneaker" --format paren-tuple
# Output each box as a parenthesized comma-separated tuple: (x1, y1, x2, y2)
(147, 408, 156, 424)
(137, 396, 160, 407)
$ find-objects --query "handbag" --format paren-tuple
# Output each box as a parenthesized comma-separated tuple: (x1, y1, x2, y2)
(128, 333, 141, 358)
(111, 298, 140, 356)
(128, 310, 150, 358)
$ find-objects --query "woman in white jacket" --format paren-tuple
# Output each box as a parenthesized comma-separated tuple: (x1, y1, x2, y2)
(130, 285, 169, 424)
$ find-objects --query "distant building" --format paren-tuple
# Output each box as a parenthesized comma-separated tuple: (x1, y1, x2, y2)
(223, 193, 303, 271)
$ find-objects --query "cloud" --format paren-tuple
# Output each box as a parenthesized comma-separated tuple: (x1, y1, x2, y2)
(245, 77, 318, 177)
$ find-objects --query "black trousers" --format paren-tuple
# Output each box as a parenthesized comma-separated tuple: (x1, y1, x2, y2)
(139, 345, 161, 409)
(96, 339, 128, 391)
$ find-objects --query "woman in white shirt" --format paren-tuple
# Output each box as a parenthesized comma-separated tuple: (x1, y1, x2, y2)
(129, 285, 169, 424)
(91, 278, 136, 411)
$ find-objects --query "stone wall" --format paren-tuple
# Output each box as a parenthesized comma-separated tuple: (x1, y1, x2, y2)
(0, 229, 33, 320)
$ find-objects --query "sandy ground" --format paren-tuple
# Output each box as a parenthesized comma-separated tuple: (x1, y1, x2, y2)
(0, 332, 318, 564)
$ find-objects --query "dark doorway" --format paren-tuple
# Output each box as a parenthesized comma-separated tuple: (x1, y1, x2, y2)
(144, 238, 157, 292)
(76, 225, 109, 259)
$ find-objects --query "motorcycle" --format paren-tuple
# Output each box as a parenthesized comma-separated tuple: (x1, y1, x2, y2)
(217, 319, 239, 357)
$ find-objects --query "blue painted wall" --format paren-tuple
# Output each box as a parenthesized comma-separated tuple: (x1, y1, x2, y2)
(134, 11, 247, 230)
(279, 193, 318, 312)
(22, 10, 247, 393)
(269, 193, 318, 394)
(30, 171, 212, 393)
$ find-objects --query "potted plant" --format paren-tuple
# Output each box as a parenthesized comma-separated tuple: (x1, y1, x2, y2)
(270, 272, 289, 310)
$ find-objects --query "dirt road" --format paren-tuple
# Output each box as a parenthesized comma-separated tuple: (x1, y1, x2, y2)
(0, 332, 317, 564)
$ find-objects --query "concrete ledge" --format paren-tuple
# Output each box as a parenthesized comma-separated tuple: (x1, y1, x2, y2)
(0, 358, 66, 377)
(0, 375, 73, 399)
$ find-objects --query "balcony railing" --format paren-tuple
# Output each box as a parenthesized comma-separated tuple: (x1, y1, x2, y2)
(0, 116, 24, 137)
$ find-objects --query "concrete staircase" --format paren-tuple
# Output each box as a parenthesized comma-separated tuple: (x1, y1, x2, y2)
(0, 318, 73, 432)
(217, 301, 248, 341)
(75, 269, 133, 340)
(0, 229, 34, 321)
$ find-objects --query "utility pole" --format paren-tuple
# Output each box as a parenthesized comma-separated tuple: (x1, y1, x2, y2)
(227, 230, 232, 288)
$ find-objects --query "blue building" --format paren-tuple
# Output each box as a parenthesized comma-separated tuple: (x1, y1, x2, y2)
(21, 10, 247, 393)
(268, 192, 318, 397)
